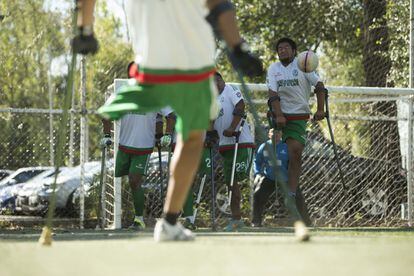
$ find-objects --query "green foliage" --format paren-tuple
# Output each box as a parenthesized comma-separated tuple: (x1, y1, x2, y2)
(387, 0, 409, 87)
(0, 0, 409, 168)
(0, 1, 67, 168)
(0, 0, 66, 107)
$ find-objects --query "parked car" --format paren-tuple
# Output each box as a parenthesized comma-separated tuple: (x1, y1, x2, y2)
(15, 162, 101, 216)
(0, 170, 14, 181)
(0, 167, 53, 213)
(0, 167, 51, 188)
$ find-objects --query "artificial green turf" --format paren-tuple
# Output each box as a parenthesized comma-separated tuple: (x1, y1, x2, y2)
(1, 228, 413, 276)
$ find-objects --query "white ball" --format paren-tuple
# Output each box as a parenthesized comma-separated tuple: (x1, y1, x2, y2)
(297, 50, 319, 73)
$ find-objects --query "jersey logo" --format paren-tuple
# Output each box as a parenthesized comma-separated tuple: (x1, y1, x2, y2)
(217, 108, 224, 118)
(236, 92, 242, 98)
(277, 79, 299, 87)
(292, 69, 298, 77)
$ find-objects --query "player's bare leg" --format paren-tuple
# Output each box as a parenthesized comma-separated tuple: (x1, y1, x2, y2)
(286, 138, 304, 193)
(154, 131, 204, 241)
(164, 131, 204, 213)
(128, 174, 146, 230)
(285, 138, 309, 241)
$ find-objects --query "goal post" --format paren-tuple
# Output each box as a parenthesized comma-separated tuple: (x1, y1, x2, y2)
(101, 80, 414, 228)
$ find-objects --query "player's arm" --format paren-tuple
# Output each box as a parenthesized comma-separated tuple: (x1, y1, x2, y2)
(268, 89, 286, 128)
(223, 99, 245, 137)
(266, 66, 286, 128)
(313, 81, 326, 121)
(101, 119, 112, 146)
(72, 0, 98, 55)
(205, 0, 263, 77)
(155, 114, 164, 145)
(77, 0, 95, 27)
(158, 112, 176, 148)
(253, 143, 265, 176)
(165, 112, 177, 136)
(206, 0, 241, 48)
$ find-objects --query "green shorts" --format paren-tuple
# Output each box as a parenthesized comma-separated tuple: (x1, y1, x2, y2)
(282, 120, 307, 145)
(220, 147, 253, 183)
(98, 77, 216, 141)
(115, 150, 151, 177)
(198, 147, 212, 175)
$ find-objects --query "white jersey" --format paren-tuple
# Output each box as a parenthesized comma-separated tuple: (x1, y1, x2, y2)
(126, 0, 215, 71)
(214, 85, 254, 149)
(119, 107, 173, 150)
(266, 57, 321, 115)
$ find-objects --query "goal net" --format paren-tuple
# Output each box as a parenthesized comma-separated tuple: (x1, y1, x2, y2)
(99, 80, 414, 228)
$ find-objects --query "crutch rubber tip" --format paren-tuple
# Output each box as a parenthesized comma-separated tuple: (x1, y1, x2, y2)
(294, 221, 310, 242)
(39, 226, 53, 246)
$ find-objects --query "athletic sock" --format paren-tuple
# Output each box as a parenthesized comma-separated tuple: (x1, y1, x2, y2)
(164, 212, 179, 225)
(182, 191, 194, 217)
(288, 191, 297, 197)
(132, 186, 145, 216)
(135, 216, 144, 222)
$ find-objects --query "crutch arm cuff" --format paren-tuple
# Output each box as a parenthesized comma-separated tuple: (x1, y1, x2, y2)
(268, 95, 281, 105)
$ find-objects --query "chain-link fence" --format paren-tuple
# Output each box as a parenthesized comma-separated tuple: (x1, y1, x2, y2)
(0, 84, 413, 229)
(92, 82, 414, 229)
(1, 0, 413, 230)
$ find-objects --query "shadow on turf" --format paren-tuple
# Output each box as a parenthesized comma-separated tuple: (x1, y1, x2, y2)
(1, 226, 412, 242)
(0, 227, 297, 242)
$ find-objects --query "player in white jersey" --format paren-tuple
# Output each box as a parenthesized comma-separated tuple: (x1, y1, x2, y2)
(76, 0, 263, 242)
(267, 37, 326, 223)
(103, 107, 175, 230)
(213, 72, 255, 231)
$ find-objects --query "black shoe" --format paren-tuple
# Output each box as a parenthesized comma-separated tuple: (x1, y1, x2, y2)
(251, 221, 262, 228)
(128, 217, 146, 230)
(183, 218, 197, 230)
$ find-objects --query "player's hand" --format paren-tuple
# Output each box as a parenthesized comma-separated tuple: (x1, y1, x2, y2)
(205, 130, 216, 148)
(275, 115, 287, 128)
(155, 133, 163, 147)
(100, 134, 112, 147)
(313, 110, 326, 121)
(72, 27, 99, 55)
(229, 42, 263, 77)
(160, 134, 172, 148)
(223, 127, 238, 138)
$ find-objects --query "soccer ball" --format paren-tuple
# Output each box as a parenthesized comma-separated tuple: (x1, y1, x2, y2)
(297, 50, 319, 73)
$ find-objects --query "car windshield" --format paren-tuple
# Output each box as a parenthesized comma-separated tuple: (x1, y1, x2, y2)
(14, 170, 45, 183)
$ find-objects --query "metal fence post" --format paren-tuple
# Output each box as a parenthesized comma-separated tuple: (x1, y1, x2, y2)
(79, 56, 87, 228)
(408, 0, 414, 226)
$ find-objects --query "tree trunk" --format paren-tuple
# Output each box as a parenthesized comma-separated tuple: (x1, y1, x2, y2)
(362, 0, 402, 176)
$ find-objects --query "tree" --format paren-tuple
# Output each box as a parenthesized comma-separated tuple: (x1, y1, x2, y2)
(0, 0, 66, 168)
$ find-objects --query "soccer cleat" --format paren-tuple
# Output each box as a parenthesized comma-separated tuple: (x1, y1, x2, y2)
(154, 218, 195, 242)
(183, 218, 197, 231)
(224, 219, 245, 232)
(294, 220, 310, 242)
(251, 222, 263, 228)
(128, 217, 146, 230)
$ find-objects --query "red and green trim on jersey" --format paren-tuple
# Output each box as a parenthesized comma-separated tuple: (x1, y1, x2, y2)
(219, 143, 256, 153)
(284, 113, 310, 121)
(129, 63, 216, 84)
(118, 145, 154, 156)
